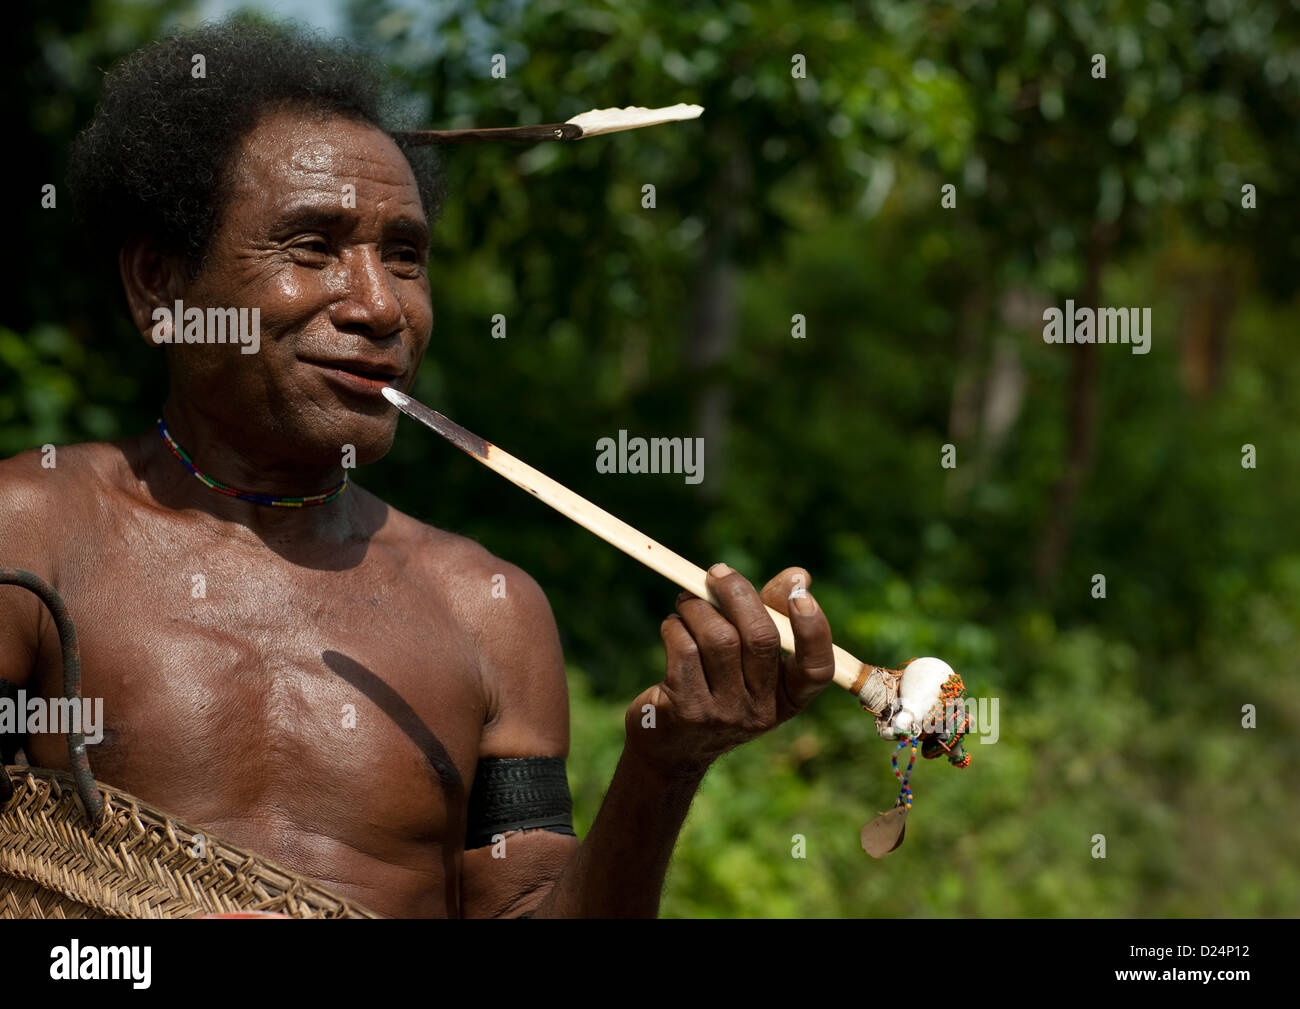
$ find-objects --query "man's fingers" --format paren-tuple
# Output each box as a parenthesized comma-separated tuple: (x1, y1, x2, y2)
(706, 564, 780, 698)
(675, 590, 745, 702)
(782, 586, 836, 711)
(759, 566, 812, 617)
(658, 613, 700, 695)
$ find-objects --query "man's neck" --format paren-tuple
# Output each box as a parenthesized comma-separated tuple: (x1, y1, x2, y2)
(139, 403, 362, 543)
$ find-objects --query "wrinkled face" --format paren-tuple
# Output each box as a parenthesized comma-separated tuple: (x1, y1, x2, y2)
(167, 107, 433, 465)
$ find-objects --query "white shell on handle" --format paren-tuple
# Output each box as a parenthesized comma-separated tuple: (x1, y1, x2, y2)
(877, 657, 955, 739)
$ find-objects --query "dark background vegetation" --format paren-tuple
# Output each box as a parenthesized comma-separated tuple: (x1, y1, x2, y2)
(6, 0, 1298, 915)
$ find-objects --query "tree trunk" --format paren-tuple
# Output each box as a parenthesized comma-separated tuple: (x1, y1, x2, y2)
(1034, 223, 1117, 590)
(685, 139, 748, 500)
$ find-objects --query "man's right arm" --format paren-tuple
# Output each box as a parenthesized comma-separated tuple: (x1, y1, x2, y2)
(0, 452, 56, 703)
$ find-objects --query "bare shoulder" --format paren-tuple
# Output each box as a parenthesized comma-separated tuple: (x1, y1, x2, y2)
(0, 445, 89, 545)
(0, 442, 128, 684)
(0, 448, 57, 605)
(0, 441, 130, 505)
(4, 441, 138, 546)
(365, 492, 568, 754)
(0, 446, 59, 515)
(368, 493, 556, 637)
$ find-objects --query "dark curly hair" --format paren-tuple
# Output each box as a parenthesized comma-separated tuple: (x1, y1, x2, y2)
(66, 16, 444, 276)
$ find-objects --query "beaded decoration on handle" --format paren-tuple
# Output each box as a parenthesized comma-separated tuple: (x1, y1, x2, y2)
(860, 662, 972, 858)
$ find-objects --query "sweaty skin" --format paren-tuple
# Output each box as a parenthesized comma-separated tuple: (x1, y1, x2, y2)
(0, 109, 836, 918)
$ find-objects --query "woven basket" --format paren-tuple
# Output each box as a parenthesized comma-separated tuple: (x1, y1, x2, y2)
(0, 764, 381, 918)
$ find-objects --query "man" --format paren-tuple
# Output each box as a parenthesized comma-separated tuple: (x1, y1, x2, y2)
(0, 20, 837, 918)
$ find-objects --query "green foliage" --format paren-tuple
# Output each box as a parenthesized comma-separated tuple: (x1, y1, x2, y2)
(0, 326, 136, 455)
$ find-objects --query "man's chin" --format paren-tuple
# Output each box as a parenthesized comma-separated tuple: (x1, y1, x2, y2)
(296, 400, 398, 467)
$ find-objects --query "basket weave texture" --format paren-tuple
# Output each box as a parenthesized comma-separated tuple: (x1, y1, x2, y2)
(1, 765, 381, 919)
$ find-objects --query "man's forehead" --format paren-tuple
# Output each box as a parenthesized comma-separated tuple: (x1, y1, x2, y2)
(231, 110, 422, 206)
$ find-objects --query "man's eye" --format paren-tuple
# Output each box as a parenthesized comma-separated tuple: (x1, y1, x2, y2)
(287, 236, 332, 260)
(387, 246, 425, 271)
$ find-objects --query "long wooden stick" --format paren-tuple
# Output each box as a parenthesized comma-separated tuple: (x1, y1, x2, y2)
(382, 387, 890, 710)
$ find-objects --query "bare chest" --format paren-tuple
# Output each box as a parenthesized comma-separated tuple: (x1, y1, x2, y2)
(27, 520, 484, 905)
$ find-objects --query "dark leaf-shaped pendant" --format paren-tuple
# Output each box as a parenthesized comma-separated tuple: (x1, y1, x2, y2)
(860, 803, 908, 858)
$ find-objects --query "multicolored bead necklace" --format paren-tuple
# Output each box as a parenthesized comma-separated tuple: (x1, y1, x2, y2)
(157, 417, 349, 508)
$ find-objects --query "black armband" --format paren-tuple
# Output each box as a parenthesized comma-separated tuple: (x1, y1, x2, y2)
(465, 757, 576, 850)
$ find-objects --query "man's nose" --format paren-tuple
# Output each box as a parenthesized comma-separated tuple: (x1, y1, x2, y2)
(330, 246, 404, 338)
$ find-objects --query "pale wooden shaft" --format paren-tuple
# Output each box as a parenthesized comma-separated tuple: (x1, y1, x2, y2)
(485, 447, 867, 693)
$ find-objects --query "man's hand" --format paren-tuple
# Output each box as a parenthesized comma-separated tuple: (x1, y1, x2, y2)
(536, 564, 833, 916)
(624, 564, 836, 775)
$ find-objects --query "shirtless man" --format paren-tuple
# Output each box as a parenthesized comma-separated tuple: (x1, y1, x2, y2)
(0, 22, 837, 918)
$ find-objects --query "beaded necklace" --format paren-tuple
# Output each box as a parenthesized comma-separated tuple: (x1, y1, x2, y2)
(157, 418, 348, 508)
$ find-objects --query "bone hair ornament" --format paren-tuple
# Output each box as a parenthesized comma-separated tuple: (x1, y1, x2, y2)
(392, 103, 705, 146)
(381, 388, 971, 852)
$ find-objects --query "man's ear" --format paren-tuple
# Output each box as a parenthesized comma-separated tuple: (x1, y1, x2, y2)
(119, 238, 189, 347)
